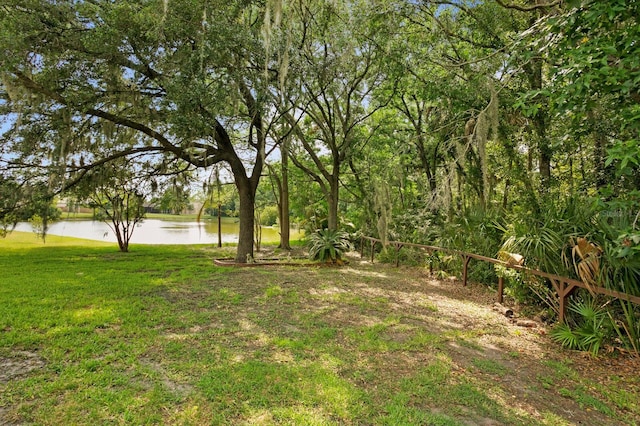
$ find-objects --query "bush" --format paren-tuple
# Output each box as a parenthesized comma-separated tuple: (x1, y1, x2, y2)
(551, 294, 614, 356)
(308, 229, 353, 263)
(437, 207, 503, 285)
(610, 299, 640, 356)
(259, 205, 279, 226)
(376, 245, 427, 266)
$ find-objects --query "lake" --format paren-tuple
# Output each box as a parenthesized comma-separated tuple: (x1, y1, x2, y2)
(14, 218, 302, 245)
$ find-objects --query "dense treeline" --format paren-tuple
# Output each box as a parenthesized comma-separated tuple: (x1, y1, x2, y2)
(1, 0, 639, 353)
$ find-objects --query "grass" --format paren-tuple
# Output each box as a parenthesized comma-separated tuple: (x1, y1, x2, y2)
(1, 232, 639, 425)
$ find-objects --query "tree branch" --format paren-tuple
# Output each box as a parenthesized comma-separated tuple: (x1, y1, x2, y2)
(494, 0, 561, 12)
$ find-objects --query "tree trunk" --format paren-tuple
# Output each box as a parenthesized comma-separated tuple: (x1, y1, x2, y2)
(327, 173, 340, 231)
(538, 130, 551, 192)
(527, 23, 551, 194)
(502, 158, 512, 210)
(417, 137, 439, 208)
(568, 154, 574, 196)
(235, 176, 256, 263)
(591, 112, 611, 191)
(279, 139, 291, 249)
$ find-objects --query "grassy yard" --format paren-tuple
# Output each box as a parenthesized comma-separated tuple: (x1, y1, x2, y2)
(1, 232, 639, 425)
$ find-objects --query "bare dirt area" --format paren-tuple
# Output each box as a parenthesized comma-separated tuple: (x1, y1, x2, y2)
(0, 351, 45, 425)
(0, 351, 45, 383)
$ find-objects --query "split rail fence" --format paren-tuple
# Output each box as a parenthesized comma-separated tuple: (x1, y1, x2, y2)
(360, 235, 640, 323)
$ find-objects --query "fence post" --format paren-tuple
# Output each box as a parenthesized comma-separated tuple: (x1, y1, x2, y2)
(556, 280, 567, 323)
(462, 255, 471, 286)
(394, 243, 403, 267)
(497, 276, 504, 304)
(551, 279, 577, 323)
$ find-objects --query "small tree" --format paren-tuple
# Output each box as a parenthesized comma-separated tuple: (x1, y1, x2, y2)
(1, 176, 61, 241)
(0, 176, 22, 238)
(77, 161, 148, 252)
(94, 190, 145, 253)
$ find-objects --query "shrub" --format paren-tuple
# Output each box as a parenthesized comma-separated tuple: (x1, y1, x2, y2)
(376, 245, 427, 266)
(551, 294, 613, 356)
(308, 229, 353, 264)
(259, 205, 279, 226)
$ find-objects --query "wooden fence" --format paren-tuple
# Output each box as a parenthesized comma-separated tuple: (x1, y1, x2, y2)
(360, 236, 640, 323)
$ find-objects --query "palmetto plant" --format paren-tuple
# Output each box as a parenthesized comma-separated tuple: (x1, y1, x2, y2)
(609, 300, 640, 356)
(564, 237, 603, 292)
(551, 295, 612, 356)
(498, 226, 565, 275)
(308, 229, 353, 264)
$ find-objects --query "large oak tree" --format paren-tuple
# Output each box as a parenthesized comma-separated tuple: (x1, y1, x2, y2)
(0, 0, 281, 262)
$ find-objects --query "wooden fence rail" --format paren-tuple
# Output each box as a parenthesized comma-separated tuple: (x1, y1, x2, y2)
(360, 236, 640, 323)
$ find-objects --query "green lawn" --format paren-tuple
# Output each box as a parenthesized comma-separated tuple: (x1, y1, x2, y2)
(1, 232, 638, 425)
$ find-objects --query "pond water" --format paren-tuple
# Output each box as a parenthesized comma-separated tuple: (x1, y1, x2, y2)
(14, 219, 302, 245)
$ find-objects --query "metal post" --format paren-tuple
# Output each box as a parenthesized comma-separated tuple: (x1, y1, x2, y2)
(217, 203, 222, 248)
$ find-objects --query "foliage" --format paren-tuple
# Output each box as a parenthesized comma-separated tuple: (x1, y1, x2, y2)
(151, 175, 192, 215)
(495, 264, 558, 312)
(198, 168, 238, 219)
(74, 160, 148, 252)
(0, 176, 22, 236)
(597, 222, 640, 297)
(437, 207, 503, 284)
(28, 214, 48, 242)
(551, 294, 613, 356)
(308, 229, 354, 264)
(389, 207, 442, 245)
(0, 176, 61, 240)
(499, 220, 565, 276)
(609, 300, 640, 356)
(377, 245, 427, 267)
(546, 0, 640, 142)
(259, 205, 279, 227)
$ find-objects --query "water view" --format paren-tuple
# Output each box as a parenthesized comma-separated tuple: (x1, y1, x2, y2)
(14, 218, 302, 245)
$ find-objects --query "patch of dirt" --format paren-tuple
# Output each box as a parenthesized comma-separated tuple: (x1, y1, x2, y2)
(0, 351, 45, 425)
(0, 351, 45, 383)
(253, 245, 308, 260)
(137, 357, 194, 396)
